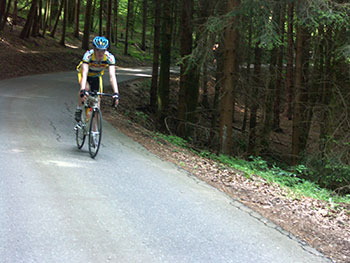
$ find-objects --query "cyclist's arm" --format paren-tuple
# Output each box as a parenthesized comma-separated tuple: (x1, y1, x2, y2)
(80, 63, 89, 91)
(108, 65, 119, 95)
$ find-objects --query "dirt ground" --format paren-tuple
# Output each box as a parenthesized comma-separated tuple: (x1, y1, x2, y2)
(1, 25, 350, 262)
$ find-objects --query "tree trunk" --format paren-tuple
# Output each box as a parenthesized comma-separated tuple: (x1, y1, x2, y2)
(124, 0, 134, 55)
(209, 39, 224, 150)
(99, 0, 103, 35)
(59, 0, 67, 46)
(285, 2, 294, 120)
(177, 0, 195, 137)
(68, 0, 75, 25)
(150, 0, 161, 111)
(42, 0, 51, 37)
(129, 0, 135, 40)
(157, 0, 172, 125)
(105, 0, 112, 40)
(50, 0, 64, 37)
(171, 0, 178, 47)
(259, 1, 281, 152)
(241, 13, 253, 132)
(218, 0, 240, 155)
(272, 3, 286, 131)
(49, 0, 59, 30)
(0, 0, 12, 31)
(291, 6, 310, 164)
(74, 0, 80, 38)
(0, 0, 6, 26)
(247, 43, 262, 156)
(90, 0, 96, 31)
(141, 0, 147, 50)
(20, 0, 38, 39)
(82, 0, 93, 50)
(197, 0, 214, 110)
(31, 0, 41, 37)
(113, 0, 118, 44)
(13, 0, 18, 26)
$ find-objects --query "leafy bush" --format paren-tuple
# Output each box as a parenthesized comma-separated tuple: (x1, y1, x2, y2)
(154, 132, 350, 203)
(305, 156, 350, 194)
(154, 133, 189, 148)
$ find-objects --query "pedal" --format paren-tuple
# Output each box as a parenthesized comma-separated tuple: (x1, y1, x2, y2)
(74, 123, 82, 131)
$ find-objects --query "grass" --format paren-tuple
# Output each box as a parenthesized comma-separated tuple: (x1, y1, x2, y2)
(154, 133, 350, 205)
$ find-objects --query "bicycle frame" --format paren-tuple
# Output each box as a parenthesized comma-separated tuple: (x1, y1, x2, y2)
(75, 91, 114, 158)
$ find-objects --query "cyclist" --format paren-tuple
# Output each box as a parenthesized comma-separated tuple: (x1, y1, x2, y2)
(75, 36, 119, 122)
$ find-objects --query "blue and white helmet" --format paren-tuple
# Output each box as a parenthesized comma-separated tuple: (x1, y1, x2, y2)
(93, 36, 109, 50)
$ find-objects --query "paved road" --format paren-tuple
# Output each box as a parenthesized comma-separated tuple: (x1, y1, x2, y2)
(0, 69, 329, 263)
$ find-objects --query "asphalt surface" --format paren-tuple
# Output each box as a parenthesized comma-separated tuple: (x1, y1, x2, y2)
(0, 69, 329, 263)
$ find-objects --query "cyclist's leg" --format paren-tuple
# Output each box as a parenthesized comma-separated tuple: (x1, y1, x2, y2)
(75, 73, 91, 122)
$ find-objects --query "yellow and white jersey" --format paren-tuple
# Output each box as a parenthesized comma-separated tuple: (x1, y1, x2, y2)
(77, 49, 116, 77)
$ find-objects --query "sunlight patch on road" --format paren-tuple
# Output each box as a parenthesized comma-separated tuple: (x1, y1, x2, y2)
(10, 148, 25, 153)
(65, 43, 79, 49)
(42, 160, 83, 168)
(0, 94, 50, 99)
(116, 72, 151, 77)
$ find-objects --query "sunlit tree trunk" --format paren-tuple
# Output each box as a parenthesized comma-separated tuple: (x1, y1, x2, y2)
(150, 0, 161, 111)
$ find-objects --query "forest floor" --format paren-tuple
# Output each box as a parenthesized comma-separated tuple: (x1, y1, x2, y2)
(1, 24, 349, 262)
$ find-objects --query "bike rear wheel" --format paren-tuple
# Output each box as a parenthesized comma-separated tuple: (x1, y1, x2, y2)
(88, 108, 102, 158)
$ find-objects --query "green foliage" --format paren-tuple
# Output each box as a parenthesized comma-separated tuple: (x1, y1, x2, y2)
(197, 150, 350, 203)
(305, 156, 350, 193)
(154, 133, 189, 148)
(135, 111, 148, 122)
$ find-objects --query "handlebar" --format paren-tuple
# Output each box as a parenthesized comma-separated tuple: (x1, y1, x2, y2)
(88, 91, 114, 97)
(86, 91, 118, 108)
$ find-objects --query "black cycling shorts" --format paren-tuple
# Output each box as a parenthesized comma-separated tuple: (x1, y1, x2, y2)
(87, 76, 102, 92)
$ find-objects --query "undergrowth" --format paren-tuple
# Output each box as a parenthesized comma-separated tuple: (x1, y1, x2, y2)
(154, 133, 350, 204)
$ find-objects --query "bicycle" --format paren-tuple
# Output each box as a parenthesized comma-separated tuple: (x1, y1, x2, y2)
(74, 91, 114, 158)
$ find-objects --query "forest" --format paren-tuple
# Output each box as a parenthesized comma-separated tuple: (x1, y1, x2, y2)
(1, 0, 350, 194)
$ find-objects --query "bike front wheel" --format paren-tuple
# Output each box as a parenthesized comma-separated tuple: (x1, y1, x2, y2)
(75, 122, 86, 149)
(88, 108, 102, 158)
